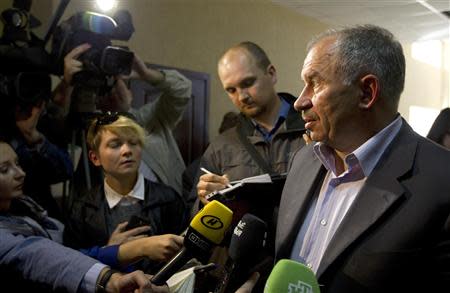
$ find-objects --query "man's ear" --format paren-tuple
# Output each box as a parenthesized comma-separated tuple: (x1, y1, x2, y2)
(266, 64, 277, 84)
(89, 150, 101, 167)
(358, 74, 379, 110)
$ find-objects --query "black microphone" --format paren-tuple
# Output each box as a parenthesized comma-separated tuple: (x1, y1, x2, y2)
(151, 200, 233, 286)
(214, 213, 268, 293)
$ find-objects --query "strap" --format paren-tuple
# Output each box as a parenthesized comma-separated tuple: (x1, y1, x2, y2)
(96, 268, 120, 293)
(236, 117, 274, 174)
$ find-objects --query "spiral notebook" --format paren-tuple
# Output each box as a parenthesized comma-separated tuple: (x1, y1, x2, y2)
(204, 173, 287, 204)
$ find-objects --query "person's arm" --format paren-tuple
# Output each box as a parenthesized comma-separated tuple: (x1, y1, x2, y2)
(80, 234, 182, 269)
(102, 269, 169, 293)
(0, 232, 98, 293)
(79, 246, 121, 270)
(14, 102, 73, 183)
(194, 145, 231, 205)
(51, 43, 92, 117)
(117, 234, 184, 264)
(127, 54, 192, 131)
(0, 232, 168, 293)
(15, 134, 73, 184)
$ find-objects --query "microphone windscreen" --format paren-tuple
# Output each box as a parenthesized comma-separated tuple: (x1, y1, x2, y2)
(189, 200, 233, 245)
(264, 259, 320, 293)
(151, 200, 233, 286)
(229, 213, 267, 262)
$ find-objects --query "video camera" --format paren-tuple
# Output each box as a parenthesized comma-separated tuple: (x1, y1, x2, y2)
(0, 0, 136, 118)
(51, 10, 135, 113)
(0, 0, 51, 116)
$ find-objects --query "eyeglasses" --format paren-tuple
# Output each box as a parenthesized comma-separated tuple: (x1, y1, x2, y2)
(93, 111, 135, 134)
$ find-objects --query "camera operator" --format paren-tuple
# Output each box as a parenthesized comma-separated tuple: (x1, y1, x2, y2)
(0, 85, 73, 221)
(56, 43, 192, 199)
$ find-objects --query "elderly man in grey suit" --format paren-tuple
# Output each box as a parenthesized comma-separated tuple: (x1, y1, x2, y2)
(276, 25, 450, 292)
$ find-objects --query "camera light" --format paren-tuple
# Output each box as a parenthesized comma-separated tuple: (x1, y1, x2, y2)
(96, 0, 117, 12)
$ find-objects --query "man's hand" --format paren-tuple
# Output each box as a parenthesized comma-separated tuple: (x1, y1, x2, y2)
(139, 234, 184, 262)
(106, 270, 169, 293)
(118, 234, 183, 265)
(102, 77, 133, 112)
(107, 221, 151, 246)
(121, 54, 164, 85)
(196, 173, 231, 205)
(63, 43, 91, 85)
(52, 43, 91, 109)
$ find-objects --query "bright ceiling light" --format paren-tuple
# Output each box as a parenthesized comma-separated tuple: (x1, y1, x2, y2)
(96, 0, 117, 12)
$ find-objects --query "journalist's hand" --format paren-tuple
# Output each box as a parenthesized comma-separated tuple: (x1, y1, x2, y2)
(139, 234, 183, 262)
(107, 221, 151, 246)
(121, 54, 164, 85)
(63, 43, 91, 84)
(196, 173, 230, 205)
(106, 270, 169, 293)
(117, 234, 183, 265)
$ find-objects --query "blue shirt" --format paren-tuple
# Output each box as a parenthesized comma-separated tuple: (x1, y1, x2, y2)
(253, 96, 291, 142)
(290, 115, 403, 273)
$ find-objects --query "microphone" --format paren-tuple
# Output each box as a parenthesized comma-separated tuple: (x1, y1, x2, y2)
(264, 259, 321, 293)
(151, 200, 233, 286)
(214, 213, 268, 293)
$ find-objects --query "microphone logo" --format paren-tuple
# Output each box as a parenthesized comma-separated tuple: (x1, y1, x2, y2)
(187, 232, 210, 251)
(288, 281, 313, 293)
(233, 219, 247, 236)
(201, 215, 224, 230)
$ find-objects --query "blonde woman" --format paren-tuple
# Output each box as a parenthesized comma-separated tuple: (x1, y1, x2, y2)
(65, 112, 188, 272)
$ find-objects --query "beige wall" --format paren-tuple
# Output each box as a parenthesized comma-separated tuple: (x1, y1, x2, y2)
(7, 0, 447, 139)
(400, 40, 450, 135)
(50, 0, 327, 140)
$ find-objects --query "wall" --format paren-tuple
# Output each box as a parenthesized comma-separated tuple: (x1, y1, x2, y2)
(33, 0, 450, 139)
(400, 40, 450, 135)
(49, 0, 328, 140)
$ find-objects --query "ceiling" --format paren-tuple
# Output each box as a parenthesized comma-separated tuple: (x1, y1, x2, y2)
(272, 0, 450, 42)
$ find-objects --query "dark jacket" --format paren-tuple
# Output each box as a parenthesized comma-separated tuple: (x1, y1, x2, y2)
(65, 178, 187, 249)
(427, 107, 450, 145)
(276, 120, 450, 292)
(197, 93, 306, 224)
(200, 93, 306, 182)
(193, 93, 306, 291)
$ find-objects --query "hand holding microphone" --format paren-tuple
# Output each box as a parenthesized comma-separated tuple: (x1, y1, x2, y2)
(151, 200, 233, 286)
(264, 259, 320, 293)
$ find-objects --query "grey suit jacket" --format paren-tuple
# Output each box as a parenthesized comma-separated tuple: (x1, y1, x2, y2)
(276, 120, 450, 292)
(130, 69, 192, 195)
(0, 231, 98, 293)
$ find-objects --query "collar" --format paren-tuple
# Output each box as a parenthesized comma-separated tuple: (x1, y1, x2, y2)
(314, 115, 403, 177)
(253, 96, 292, 141)
(104, 173, 145, 209)
(237, 93, 305, 137)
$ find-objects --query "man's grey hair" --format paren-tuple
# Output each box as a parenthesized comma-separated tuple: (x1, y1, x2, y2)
(308, 25, 405, 105)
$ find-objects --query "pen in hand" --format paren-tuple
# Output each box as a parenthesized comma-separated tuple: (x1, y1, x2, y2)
(200, 167, 233, 188)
